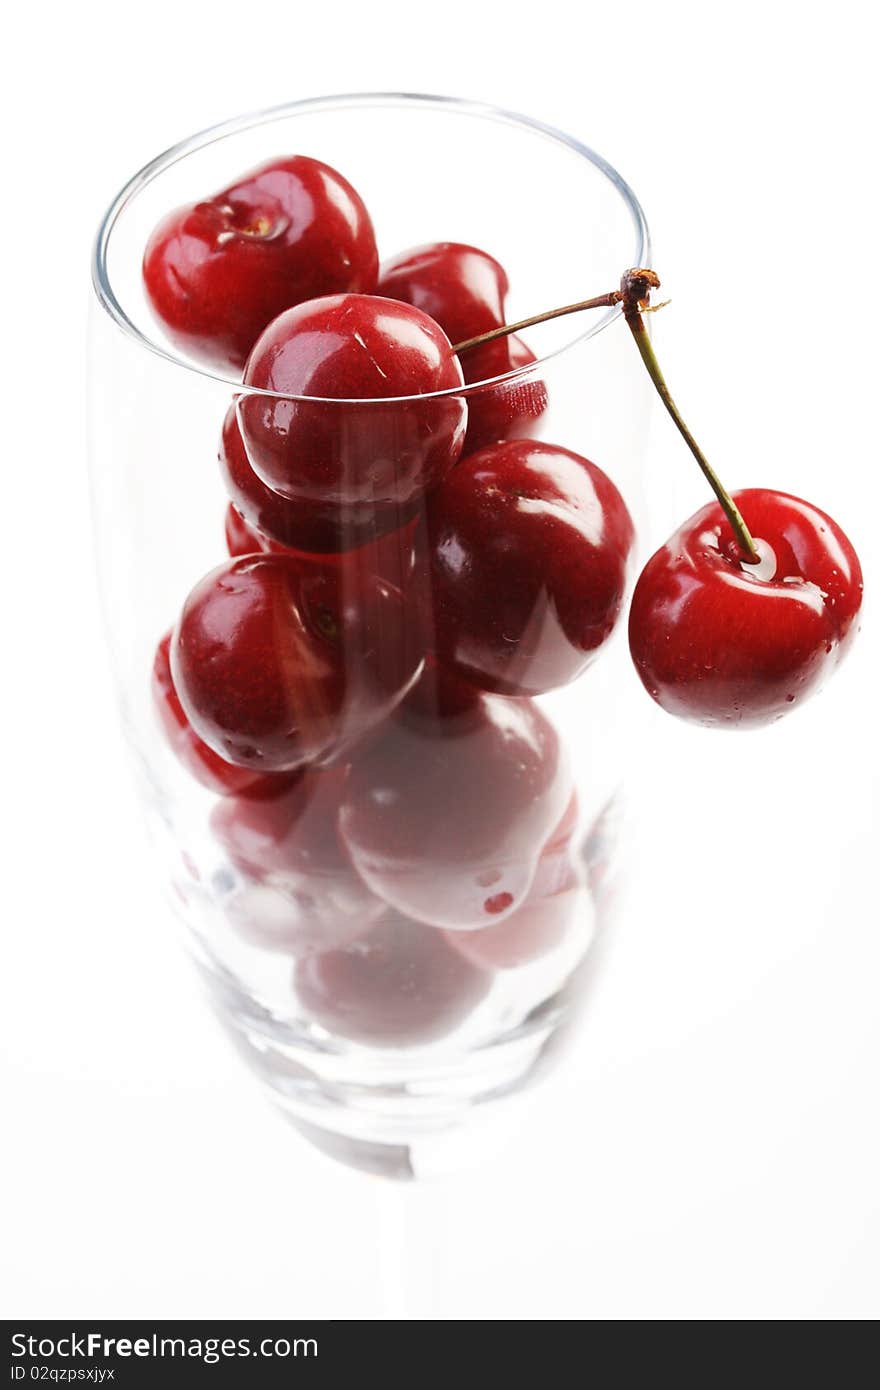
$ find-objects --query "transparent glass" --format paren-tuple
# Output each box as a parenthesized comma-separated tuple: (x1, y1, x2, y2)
(88, 93, 651, 1178)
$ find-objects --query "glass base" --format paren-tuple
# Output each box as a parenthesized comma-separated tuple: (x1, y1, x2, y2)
(146, 772, 620, 1178)
(189, 892, 614, 1178)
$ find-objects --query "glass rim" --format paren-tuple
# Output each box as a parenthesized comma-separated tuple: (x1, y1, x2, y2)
(91, 91, 651, 405)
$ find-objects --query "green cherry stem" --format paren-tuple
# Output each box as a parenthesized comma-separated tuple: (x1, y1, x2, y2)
(616, 270, 759, 564)
(452, 268, 760, 566)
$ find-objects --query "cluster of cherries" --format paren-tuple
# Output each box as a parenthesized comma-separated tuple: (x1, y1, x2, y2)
(145, 153, 863, 1047)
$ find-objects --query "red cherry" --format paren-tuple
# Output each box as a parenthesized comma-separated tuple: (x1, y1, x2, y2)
(426, 439, 635, 696)
(377, 242, 547, 451)
(219, 404, 420, 554)
(211, 768, 386, 955)
(222, 499, 423, 599)
(460, 335, 549, 453)
(224, 503, 280, 558)
(238, 294, 466, 507)
(171, 551, 422, 772)
(151, 632, 292, 798)
(628, 488, 863, 727)
(390, 660, 485, 736)
(142, 156, 378, 372)
(338, 694, 572, 930)
(377, 242, 509, 345)
(294, 913, 491, 1047)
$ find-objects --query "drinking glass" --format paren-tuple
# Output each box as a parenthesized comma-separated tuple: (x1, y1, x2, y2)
(89, 93, 651, 1177)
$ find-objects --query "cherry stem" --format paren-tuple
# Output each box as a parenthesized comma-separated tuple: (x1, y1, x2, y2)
(453, 268, 760, 566)
(451, 290, 622, 354)
(617, 270, 759, 564)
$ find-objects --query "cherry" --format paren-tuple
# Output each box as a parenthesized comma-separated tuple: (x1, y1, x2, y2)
(224, 503, 281, 558)
(444, 267, 864, 724)
(459, 335, 548, 454)
(211, 767, 386, 954)
(338, 693, 572, 930)
(390, 660, 485, 736)
(223, 497, 423, 598)
(142, 156, 378, 372)
(426, 439, 634, 696)
(238, 294, 466, 511)
(377, 242, 509, 345)
(219, 403, 420, 555)
(377, 241, 547, 451)
(629, 489, 863, 726)
(293, 912, 491, 1047)
(171, 551, 422, 772)
(151, 632, 292, 797)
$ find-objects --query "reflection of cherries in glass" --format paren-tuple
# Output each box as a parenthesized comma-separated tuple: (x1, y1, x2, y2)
(220, 404, 420, 555)
(239, 294, 466, 507)
(629, 489, 864, 727)
(151, 632, 292, 798)
(143, 156, 378, 372)
(212, 768, 385, 956)
(294, 913, 491, 1047)
(338, 693, 572, 930)
(171, 551, 422, 772)
(427, 439, 634, 696)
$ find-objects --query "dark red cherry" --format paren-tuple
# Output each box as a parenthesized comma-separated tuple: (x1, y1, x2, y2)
(223, 498, 423, 598)
(142, 156, 378, 372)
(224, 503, 279, 558)
(427, 439, 635, 696)
(219, 403, 420, 554)
(377, 242, 509, 345)
(151, 632, 293, 798)
(238, 294, 466, 506)
(460, 335, 549, 453)
(212, 768, 385, 955)
(294, 913, 491, 1047)
(390, 660, 484, 736)
(376, 241, 547, 450)
(338, 694, 572, 930)
(171, 551, 422, 772)
(628, 488, 863, 727)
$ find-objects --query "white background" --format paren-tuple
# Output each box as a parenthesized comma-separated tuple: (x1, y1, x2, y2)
(2, 0, 878, 1320)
